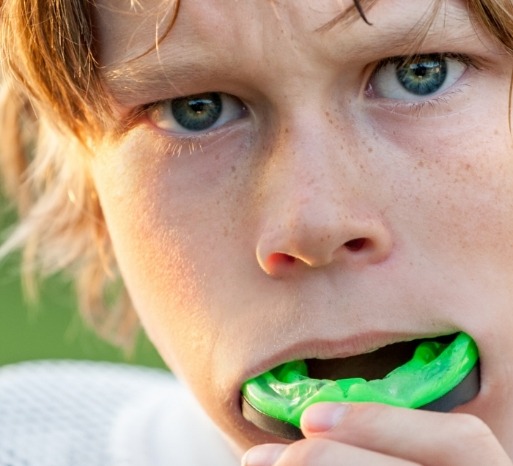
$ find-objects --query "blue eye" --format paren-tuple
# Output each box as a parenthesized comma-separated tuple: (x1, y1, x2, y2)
(396, 56, 447, 96)
(369, 54, 468, 101)
(148, 92, 247, 134)
(172, 93, 223, 131)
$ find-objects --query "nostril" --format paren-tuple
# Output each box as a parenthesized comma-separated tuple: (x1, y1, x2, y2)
(344, 237, 367, 252)
(267, 252, 296, 267)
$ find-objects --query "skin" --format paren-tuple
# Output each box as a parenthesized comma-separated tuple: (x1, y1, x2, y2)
(90, 0, 513, 463)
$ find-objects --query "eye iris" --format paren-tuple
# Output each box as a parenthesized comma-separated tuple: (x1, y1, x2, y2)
(171, 92, 223, 131)
(396, 56, 447, 96)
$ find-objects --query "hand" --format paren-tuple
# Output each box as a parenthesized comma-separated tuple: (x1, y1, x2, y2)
(241, 402, 512, 465)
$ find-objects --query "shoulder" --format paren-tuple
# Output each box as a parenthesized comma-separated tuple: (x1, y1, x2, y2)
(0, 360, 238, 466)
(0, 360, 178, 465)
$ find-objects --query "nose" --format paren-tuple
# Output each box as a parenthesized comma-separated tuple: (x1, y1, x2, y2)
(255, 127, 393, 277)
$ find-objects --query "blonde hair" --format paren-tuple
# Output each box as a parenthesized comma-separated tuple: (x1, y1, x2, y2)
(0, 0, 512, 346)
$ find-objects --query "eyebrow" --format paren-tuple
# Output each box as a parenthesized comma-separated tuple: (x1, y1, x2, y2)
(103, 56, 218, 105)
(317, 0, 446, 38)
(317, 0, 462, 58)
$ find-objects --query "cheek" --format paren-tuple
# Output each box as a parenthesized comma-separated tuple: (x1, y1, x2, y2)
(360, 98, 513, 335)
(104, 197, 212, 375)
(374, 99, 513, 262)
(414, 136, 513, 254)
(89, 130, 258, 378)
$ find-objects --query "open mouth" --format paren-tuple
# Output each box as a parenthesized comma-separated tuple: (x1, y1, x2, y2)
(305, 336, 454, 381)
(241, 332, 480, 440)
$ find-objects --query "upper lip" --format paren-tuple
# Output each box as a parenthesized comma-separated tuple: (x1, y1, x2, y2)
(240, 329, 458, 384)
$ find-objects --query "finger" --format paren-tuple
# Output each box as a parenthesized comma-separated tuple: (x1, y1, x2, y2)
(300, 402, 511, 466)
(241, 438, 420, 466)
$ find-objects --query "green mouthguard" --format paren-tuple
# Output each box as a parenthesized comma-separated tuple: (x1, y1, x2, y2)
(242, 332, 479, 431)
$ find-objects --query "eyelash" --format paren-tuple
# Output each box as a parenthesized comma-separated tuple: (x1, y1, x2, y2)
(366, 52, 479, 113)
(372, 53, 477, 77)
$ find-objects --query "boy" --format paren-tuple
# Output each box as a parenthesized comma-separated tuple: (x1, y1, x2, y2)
(2, 0, 513, 464)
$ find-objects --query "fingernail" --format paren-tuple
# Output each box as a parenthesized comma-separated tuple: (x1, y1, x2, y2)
(241, 444, 286, 466)
(301, 402, 350, 433)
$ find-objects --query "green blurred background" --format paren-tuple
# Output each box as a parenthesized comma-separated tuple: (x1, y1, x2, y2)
(0, 201, 166, 369)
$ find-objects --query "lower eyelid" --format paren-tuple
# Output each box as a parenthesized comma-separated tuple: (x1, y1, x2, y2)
(370, 86, 473, 119)
(366, 54, 472, 102)
(146, 92, 248, 135)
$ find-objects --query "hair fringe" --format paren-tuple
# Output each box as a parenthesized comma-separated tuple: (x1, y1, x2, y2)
(468, 0, 513, 55)
(0, 0, 141, 349)
(0, 86, 139, 348)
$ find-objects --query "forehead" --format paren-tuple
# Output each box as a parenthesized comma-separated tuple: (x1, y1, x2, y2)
(95, 0, 353, 62)
(95, 0, 468, 66)
(95, 0, 479, 108)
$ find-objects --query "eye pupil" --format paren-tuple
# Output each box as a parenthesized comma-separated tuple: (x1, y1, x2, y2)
(171, 92, 223, 131)
(396, 56, 447, 96)
(189, 99, 209, 114)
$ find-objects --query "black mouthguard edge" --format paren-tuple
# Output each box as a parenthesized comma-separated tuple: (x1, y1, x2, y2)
(241, 364, 480, 441)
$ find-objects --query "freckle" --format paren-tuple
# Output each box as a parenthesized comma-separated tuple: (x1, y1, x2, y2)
(368, 147, 373, 153)
(231, 165, 236, 173)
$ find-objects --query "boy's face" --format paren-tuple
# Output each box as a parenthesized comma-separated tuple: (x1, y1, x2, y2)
(91, 0, 513, 455)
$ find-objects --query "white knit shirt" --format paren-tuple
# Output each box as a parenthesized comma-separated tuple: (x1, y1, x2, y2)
(0, 361, 239, 465)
